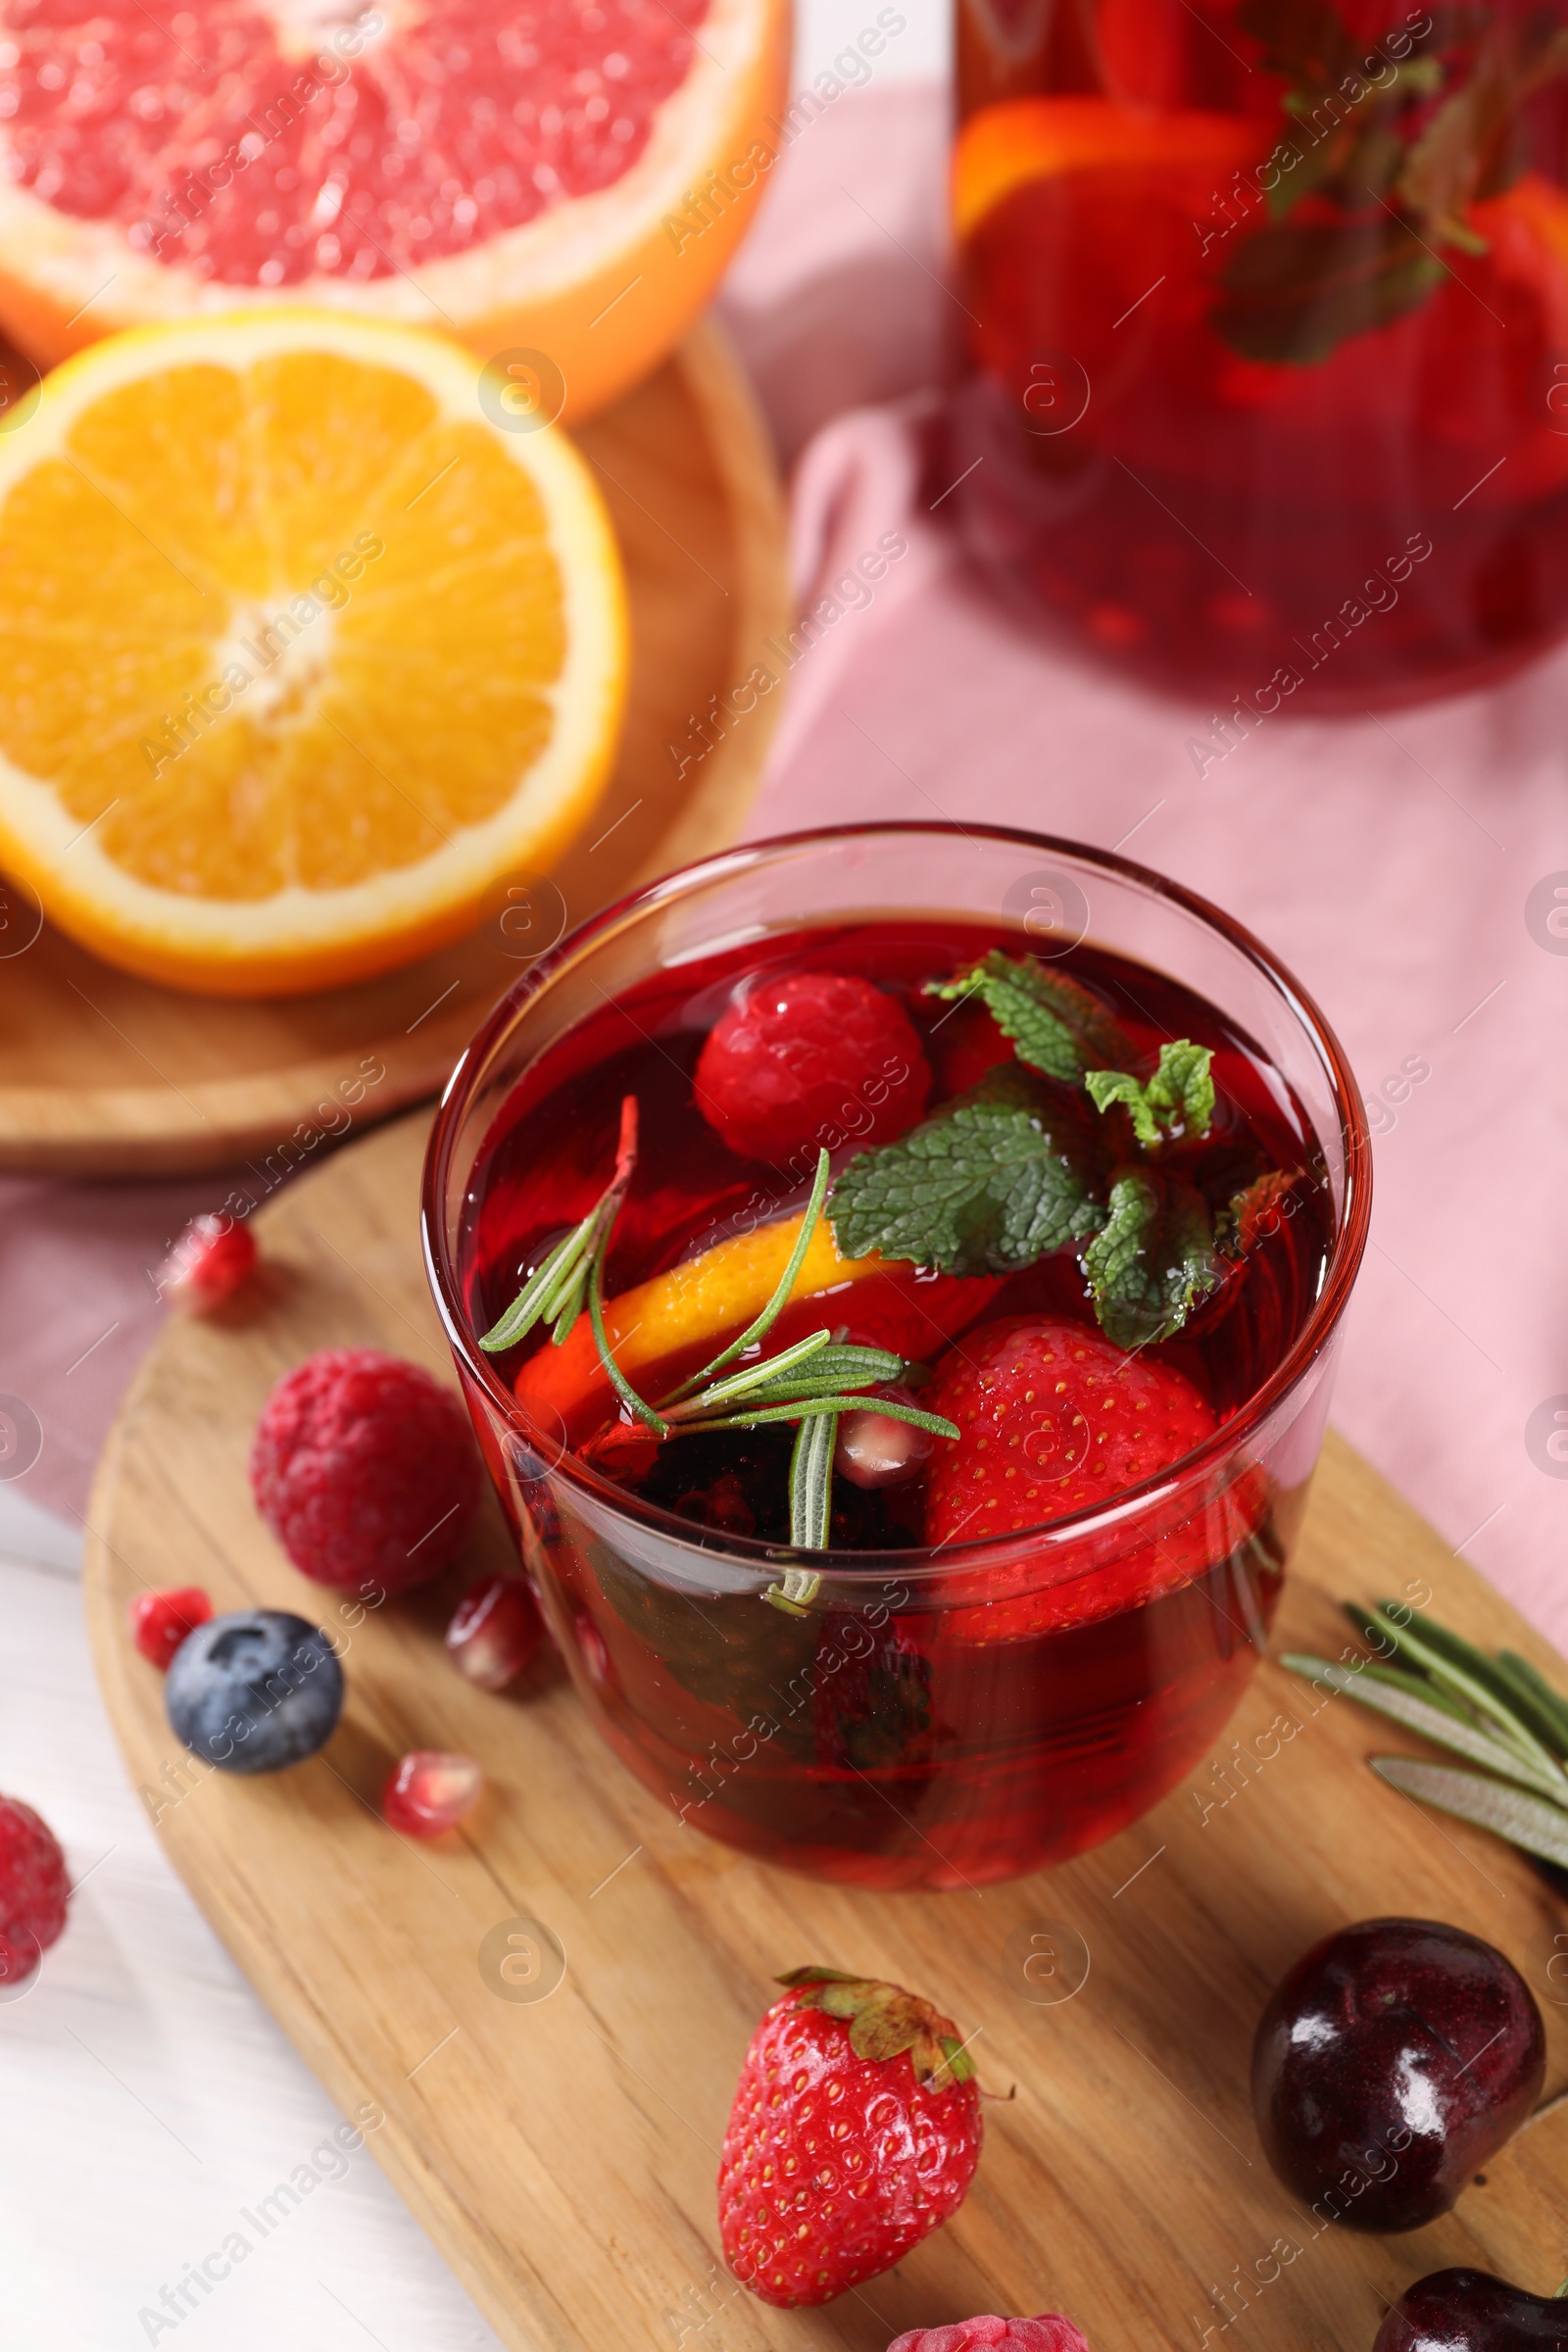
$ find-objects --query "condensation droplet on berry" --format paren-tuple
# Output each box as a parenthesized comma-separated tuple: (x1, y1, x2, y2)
(382, 1750, 482, 1837)
(445, 1573, 541, 1690)
(160, 1213, 257, 1314)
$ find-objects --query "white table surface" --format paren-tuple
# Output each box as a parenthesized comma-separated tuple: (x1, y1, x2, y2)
(0, 17, 952, 2347)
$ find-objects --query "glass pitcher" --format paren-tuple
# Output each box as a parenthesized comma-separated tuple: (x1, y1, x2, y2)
(950, 0, 1568, 708)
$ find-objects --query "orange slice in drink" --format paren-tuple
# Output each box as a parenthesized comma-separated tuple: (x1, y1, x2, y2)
(514, 1208, 1000, 1446)
(953, 97, 1261, 400)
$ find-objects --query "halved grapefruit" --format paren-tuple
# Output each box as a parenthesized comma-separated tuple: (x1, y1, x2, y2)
(0, 0, 788, 418)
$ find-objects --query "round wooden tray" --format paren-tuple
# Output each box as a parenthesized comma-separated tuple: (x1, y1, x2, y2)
(83, 1108, 1568, 2352)
(0, 320, 789, 1175)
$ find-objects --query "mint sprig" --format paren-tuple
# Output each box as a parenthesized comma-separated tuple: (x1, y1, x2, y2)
(1082, 1170, 1220, 1349)
(1215, 0, 1568, 366)
(924, 951, 1132, 1083)
(1283, 1600, 1568, 1878)
(828, 1065, 1106, 1278)
(1085, 1040, 1215, 1148)
(1217, 1169, 1298, 1256)
(831, 950, 1273, 1348)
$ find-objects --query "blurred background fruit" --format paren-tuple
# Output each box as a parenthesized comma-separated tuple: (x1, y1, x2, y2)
(0, 0, 790, 420)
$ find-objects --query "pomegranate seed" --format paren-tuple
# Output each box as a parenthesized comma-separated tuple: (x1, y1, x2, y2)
(382, 1751, 483, 1838)
(127, 1585, 213, 1669)
(160, 1214, 257, 1314)
(835, 1389, 935, 1489)
(446, 1574, 542, 1690)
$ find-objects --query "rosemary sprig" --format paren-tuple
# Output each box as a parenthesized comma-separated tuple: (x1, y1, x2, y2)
(657, 1150, 833, 1406)
(1283, 1599, 1568, 1877)
(481, 1126, 958, 1559)
(478, 1095, 640, 1356)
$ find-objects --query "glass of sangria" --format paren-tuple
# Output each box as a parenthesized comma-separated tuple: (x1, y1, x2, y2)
(950, 0, 1568, 707)
(423, 824, 1369, 1890)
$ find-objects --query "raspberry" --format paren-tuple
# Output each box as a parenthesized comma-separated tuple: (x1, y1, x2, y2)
(159, 1213, 257, 1313)
(924, 1315, 1217, 1546)
(250, 1348, 481, 1596)
(889, 2320, 1092, 2352)
(127, 1585, 213, 1669)
(0, 1795, 69, 1986)
(694, 969, 931, 1166)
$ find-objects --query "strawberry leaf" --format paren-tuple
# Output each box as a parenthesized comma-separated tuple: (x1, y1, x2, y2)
(828, 1067, 1106, 1278)
(1082, 1170, 1219, 1348)
(1085, 1040, 1215, 1148)
(924, 951, 1131, 1083)
(780, 1971, 976, 2088)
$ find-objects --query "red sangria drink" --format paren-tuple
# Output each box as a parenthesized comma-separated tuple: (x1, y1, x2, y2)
(950, 0, 1568, 708)
(424, 826, 1369, 1889)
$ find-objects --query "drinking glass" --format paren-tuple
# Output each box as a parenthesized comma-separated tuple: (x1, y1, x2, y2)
(423, 824, 1370, 1889)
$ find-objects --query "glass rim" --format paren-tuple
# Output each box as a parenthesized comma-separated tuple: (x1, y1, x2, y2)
(421, 819, 1372, 1580)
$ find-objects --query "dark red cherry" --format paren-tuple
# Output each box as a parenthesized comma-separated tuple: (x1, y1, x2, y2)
(1251, 1917, 1544, 2232)
(1374, 2269, 1568, 2351)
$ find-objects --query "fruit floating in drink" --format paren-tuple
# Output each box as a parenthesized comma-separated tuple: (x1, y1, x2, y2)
(425, 826, 1369, 1889)
(950, 0, 1568, 706)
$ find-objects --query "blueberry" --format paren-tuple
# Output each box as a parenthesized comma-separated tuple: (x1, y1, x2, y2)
(166, 1609, 343, 1774)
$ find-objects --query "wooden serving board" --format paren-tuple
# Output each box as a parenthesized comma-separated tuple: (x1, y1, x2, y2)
(0, 320, 789, 1176)
(85, 1111, 1568, 2352)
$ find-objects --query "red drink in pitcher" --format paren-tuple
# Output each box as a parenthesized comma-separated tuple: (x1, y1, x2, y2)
(950, 0, 1568, 707)
(425, 826, 1369, 1888)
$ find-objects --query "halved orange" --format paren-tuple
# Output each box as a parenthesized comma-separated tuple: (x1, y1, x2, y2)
(0, 310, 627, 995)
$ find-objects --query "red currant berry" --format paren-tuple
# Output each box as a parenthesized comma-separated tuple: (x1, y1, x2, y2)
(160, 1214, 257, 1314)
(382, 1751, 482, 1838)
(694, 970, 931, 1166)
(127, 1585, 214, 1670)
(446, 1575, 543, 1690)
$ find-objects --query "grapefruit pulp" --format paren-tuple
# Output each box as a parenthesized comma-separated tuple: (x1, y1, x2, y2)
(0, 0, 788, 417)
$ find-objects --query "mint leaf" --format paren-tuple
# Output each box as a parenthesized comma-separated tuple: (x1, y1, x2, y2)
(1085, 1040, 1214, 1148)
(829, 1067, 1106, 1278)
(924, 952, 1130, 1084)
(1238, 0, 1363, 94)
(1082, 1171, 1219, 1348)
(1212, 216, 1447, 365)
(1216, 1169, 1297, 1256)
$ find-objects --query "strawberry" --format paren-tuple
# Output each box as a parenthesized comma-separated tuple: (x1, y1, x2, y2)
(922, 1316, 1269, 1642)
(924, 1314, 1217, 1546)
(695, 970, 932, 1166)
(718, 1965, 982, 2308)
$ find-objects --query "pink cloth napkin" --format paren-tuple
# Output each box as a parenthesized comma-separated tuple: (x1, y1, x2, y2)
(6, 81, 1566, 1657)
